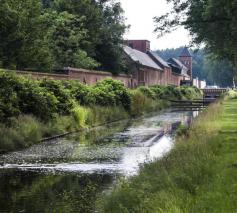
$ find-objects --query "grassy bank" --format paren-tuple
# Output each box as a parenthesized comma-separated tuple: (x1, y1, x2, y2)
(0, 70, 201, 152)
(99, 92, 237, 212)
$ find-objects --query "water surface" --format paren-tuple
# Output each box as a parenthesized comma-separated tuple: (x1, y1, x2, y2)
(0, 110, 197, 212)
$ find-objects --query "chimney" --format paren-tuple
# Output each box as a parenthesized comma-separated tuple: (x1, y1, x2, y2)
(125, 40, 151, 53)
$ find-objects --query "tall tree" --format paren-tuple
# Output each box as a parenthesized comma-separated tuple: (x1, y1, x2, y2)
(154, 0, 237, 70)
(95, 1, 127, 73)
(0, 0, 127, 72)
(44, 11, 99, 69)
(0, 0, 52, 70)
(203, 58, 235, 87)
(51, 0, 127, 73)
(156, 47, 235, 87)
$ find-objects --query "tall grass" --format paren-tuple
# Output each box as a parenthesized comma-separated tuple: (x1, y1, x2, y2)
(87, 106, 129, 127)
(71, 106, 90, 129)
(0, 106, 130, 152)
(43, 115, 76, 137)
(98, 98, 237, 212)
(129, 90, 168, 117)
(0, 115, 43, 152)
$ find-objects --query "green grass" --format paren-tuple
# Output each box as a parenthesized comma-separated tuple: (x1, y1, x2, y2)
(98, 95, 237, 212)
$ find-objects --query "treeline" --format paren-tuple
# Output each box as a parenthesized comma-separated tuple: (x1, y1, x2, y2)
(0, 70, 201, 152)
(156, 48, 235, 87)
(154, 0, 237, 74)
(0, 0, 127, 73)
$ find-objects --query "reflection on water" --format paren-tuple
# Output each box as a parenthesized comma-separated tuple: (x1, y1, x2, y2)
(0, 110, 198, 212)
(0, 170, 114, 213)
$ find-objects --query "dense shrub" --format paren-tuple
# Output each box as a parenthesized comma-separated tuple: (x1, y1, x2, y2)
(39, 79, 75, 115)
(0, 71, 202, 152)
(0, 90, 20, 124)
(178, 86, 202, 100)
(93, 87, 116, 106)
(93, 78, 131, 110)
(138, 86, 156, 99)
(150, 85, 163, 99)
(161, 85, 182, 100)
(0, 71, 201, 125)
(64, 81, 96, 105)
(0, 72, 58, 123)
(0, 72, 23, 123)
(17, 80, 58, 121)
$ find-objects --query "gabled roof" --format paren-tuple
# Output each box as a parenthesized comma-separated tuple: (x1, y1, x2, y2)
(167, 58, 189, 77)
(179, 47, 192, 57)
(123, 46, 162, 70)
(147, 51, 170, 68)
(168, 58, 188, 71)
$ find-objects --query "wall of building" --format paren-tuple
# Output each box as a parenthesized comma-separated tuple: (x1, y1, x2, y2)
(13, 70, 70, 80)
(193, 77, 206, 89)
(170, 73, 184, 86)
(13, 66, 184, 88)
(179, 56, 193, 79)
(14, 68, 134, 88)
(140, 67, 163, 86)
(135, 66, 182, 87)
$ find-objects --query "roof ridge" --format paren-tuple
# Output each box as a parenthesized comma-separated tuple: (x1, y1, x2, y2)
(123, 46, 163, 70)
(179, 47, 192, 57)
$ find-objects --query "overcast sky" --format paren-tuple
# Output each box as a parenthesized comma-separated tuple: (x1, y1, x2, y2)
(120, 0, 191, 50)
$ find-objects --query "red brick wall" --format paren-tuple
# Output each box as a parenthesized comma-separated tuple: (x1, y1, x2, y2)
(136, 67, 166, 86)
(138, 68, 183, 86)
(67, 68, 133, 87)
(14, 68, 134, 88)
(170, 73, 184, 86)
(67, 68, 112, 85)
(15, 71, 70, 80)
(13, 66, 184, 88)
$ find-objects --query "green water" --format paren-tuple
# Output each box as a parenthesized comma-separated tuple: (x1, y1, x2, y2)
(0, 170, 114, 213)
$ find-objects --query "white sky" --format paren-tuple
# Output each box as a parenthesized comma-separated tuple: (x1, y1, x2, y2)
(120, 0, 191, 50)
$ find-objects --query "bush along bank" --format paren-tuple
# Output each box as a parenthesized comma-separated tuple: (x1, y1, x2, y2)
(98, 92, 237, 213)
(0, 71, 202, 152)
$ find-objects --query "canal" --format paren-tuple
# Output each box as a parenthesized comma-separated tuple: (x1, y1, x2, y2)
(0, 110, 198, 213)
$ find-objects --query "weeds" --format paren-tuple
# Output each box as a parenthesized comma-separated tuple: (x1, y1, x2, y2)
(98, 96, 237, 212)
(71, 106, 90, 129)
(0, 115, 43, 151)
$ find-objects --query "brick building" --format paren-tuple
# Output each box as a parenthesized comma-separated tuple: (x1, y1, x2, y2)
(178, 47, 193, 79)
(12, 40, 193, 88)
(123, 40, 192, 87)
